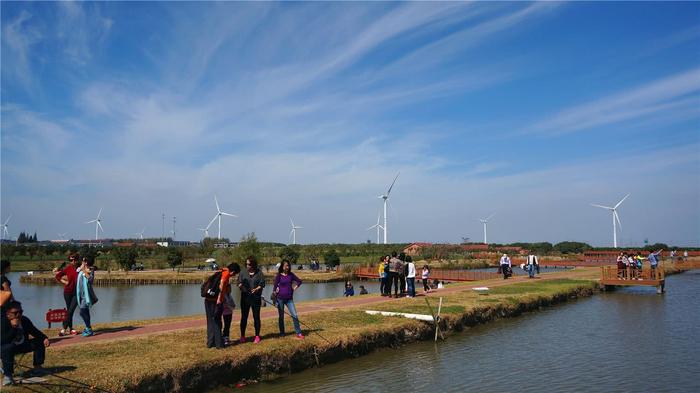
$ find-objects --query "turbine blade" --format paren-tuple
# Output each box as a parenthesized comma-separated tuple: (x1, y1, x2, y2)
(97, 221, 104, 232)
(206, 215, 218, 229)
(386, 172, 400, 196)
(367, 224, 377, 231)
(86, 219, 97, 224)
(3, 215, 10, 225)
(97, 208, 102, 219)
(614, 211, 623, 231)
(485, 212, 495, 221)
(614, 193, 630, 209)
(221, 212, 237, 218)
(290, 217, 295, 227)
(296, 226, 303, 229)
(215, 195, 221, 213)
(590, 204, 613, 210)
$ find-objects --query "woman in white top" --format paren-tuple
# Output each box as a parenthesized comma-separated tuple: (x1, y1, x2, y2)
(405, 256, 416, 298)
(421, 265, 431, 293)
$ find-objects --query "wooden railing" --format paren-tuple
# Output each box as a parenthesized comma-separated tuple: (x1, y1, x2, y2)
(600, 264, 665, 282)
(355, 266, 500, 282)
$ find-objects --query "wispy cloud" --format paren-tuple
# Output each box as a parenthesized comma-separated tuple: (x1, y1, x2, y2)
(1, 10, 42, 91)
(526, 68, 700, 135)
(55, 1, 113, 65)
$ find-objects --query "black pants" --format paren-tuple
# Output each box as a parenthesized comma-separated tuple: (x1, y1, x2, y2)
(204, 300, 223, 348)
(382, 275, 391, 295)
(390, 272, 399, 295)
(1, 338, 45, 377)
(79, 307, 91, 329)
(240, 296, 261, 337)
(423, 278, 430, 292)
(223, 314, 232, 338)
(63, 292, 78, 330)
(399, 274, 406, 295)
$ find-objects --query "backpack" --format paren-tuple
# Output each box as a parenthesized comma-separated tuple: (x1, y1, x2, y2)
(201, 271, 223, 298)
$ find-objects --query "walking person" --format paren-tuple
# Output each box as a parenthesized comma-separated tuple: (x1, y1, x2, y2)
(421, 265, 431, 293)
(526, 254, 538, 278)
(55, 254, 79, 336)
(76, 257, 97, 337)
(500, 253, 512, 279)
(237, 256, 264, 344)
(1, 301, 50, 386)
(406, 255, 416, 297)
(273, 260, 304, 339)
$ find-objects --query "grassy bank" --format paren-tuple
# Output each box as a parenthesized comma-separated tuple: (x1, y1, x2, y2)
(7, 277, 599, 392)
(19, 269, 353, 286)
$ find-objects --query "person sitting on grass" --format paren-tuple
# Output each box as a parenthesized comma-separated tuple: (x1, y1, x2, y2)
(1, 301, 50, 386)
(359, 285, 368, 295)
(344, 281, 355, 297)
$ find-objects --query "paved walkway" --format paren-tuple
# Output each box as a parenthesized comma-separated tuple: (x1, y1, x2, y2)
(50, 267, 597, 348)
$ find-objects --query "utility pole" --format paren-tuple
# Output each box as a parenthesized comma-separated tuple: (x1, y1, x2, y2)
(162, 213, 165, 239)
(172, 216, 177, 240)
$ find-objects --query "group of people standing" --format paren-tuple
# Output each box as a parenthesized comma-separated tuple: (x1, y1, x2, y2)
(203, 256, 305, 349)
(377, 252, 425, 298)
(616, 249, 662, 279)
(54, 254, 97, 337)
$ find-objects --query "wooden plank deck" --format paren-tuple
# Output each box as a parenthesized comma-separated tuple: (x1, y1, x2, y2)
(600, 265, 665, 293)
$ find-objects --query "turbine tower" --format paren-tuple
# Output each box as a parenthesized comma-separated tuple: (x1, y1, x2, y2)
(378, 172, 400, 244)
(1, 215, 10, 240)
(85, 208, 104, 240)
(209, 195, 237, 239)
(590, 193, 630, 248)
(479, 213, 495, 244)
(289, 218, 303, 245)
(366, 211, 384, 244)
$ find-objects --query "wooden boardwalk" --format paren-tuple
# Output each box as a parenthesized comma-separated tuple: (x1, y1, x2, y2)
(600, 265, 665, 293)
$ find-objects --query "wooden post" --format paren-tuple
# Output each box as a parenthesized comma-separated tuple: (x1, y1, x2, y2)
(434, 297, 443, 342)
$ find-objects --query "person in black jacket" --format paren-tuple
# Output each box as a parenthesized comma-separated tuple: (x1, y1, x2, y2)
(1, 301, 50, 386)
(237, 256, 265, 344)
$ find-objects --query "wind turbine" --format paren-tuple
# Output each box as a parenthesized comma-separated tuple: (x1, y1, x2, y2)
(378, 172, 400, 244)
(85, 208, 104, 240)
(366, 211, 384, 244)
(1, 215, 10, 240)
(590, 193, 630, 248)
(479, 213, 495, 244)
(210, 196, 237, 239)
(289, 218, 303, 245)
(197, 227, 210, 239)
(58, 233, 67, 241)
(135, 228, 145, 240)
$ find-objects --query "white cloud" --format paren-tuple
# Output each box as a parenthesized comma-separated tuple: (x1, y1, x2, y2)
(527, 68, 700, 135)
(1, 10, 42, 91)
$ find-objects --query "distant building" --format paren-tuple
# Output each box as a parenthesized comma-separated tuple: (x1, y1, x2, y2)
(403, 243, 433, 256)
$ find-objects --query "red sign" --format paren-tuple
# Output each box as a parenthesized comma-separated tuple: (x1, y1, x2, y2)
(46, 308, 68, 325)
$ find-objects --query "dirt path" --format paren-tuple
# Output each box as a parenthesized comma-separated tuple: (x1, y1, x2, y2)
(50, 267, 598, 348)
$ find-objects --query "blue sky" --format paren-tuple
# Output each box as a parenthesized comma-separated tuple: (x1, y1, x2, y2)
(1, 1, 699, 246)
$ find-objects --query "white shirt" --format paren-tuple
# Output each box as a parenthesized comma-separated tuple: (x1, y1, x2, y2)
(527, 255, 538, 265)
(407, 262, 416, 278)
(500, 256, 511, 267)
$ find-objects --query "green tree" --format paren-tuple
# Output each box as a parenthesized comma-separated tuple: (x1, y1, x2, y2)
(112, 247, 138, 272)
(278, 245, 300, 264)
(323, 249, 340, 269)
(554, 241, 592, 254)
(232, 232, 261, 263)
(166, 248, 183, 271)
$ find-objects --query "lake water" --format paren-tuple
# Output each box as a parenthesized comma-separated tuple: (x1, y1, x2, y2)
(222, 271, 699, 392)
(5, 272, 382, 326)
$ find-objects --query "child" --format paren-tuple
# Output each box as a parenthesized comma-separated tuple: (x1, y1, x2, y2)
(344, 281, 355, 297)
